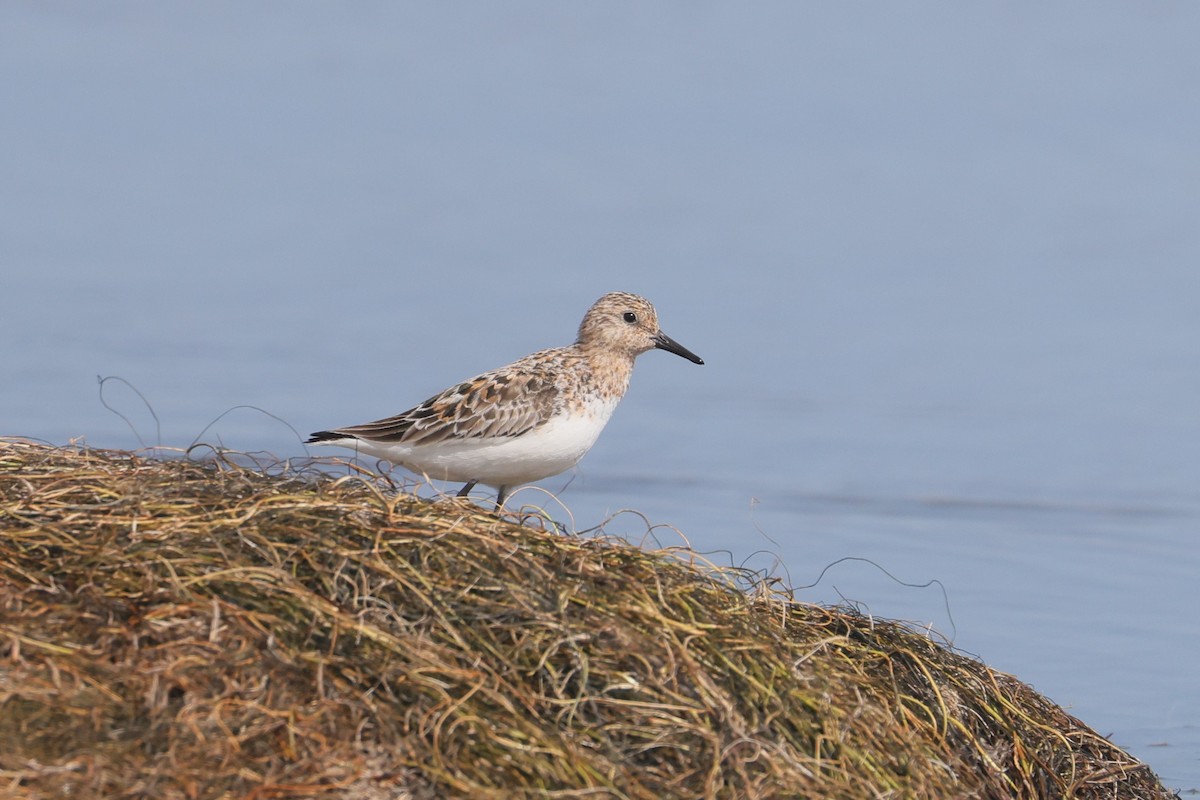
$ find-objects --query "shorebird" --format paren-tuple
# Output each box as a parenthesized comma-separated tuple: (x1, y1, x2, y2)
(307, 292, 703, 508)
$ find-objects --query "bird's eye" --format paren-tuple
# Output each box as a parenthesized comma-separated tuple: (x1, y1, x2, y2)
(622, 312, 638, 324)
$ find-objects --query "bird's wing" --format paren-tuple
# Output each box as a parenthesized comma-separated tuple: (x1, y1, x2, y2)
(324, 359, 565, 446)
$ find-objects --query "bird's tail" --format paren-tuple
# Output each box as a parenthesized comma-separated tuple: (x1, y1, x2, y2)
(306, 430, 354, 445)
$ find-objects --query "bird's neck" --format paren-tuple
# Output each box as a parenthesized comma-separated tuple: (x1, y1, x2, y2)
(575, 342, 636, 398)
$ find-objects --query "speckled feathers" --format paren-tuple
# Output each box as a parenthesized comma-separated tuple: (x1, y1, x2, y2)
(307, 292, 703, 505)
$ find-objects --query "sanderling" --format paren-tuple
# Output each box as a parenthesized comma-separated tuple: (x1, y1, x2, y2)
(307, 292, 703, 508)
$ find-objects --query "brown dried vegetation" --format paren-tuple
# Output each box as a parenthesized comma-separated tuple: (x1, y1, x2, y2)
(0, 439, 1176, 799)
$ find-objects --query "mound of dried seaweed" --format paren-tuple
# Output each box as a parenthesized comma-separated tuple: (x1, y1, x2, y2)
(0, 439, 1175, 799)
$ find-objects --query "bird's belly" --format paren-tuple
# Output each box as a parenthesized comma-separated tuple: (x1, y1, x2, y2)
(351, 410, 613, 487)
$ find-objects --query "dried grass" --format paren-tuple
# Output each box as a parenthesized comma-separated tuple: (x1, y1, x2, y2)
(0, 438, 1176, 799)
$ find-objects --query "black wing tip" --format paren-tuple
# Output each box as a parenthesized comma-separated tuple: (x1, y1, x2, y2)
(306, 430, 351, 444)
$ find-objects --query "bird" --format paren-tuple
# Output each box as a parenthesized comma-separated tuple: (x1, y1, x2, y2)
(307, 292, 703, 508)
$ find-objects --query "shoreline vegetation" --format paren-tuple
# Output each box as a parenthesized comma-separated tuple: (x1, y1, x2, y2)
(0, 438, 1177, 799)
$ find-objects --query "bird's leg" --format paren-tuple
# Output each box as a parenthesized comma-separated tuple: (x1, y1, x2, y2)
(457, 480, 478, 498)
(494, 486, 509, 512)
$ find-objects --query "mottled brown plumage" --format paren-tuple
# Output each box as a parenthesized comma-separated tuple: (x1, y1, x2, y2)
(308, 293, 703, 507)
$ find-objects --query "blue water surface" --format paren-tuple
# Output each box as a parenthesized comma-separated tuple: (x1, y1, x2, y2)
(2, 3, 1197, 789)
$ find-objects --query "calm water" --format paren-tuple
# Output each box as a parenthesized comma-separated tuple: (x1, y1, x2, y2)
(3, 3, 1198, 789)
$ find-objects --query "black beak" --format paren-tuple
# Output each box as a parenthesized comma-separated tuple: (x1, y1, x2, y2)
(653, 331, 704, 365)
